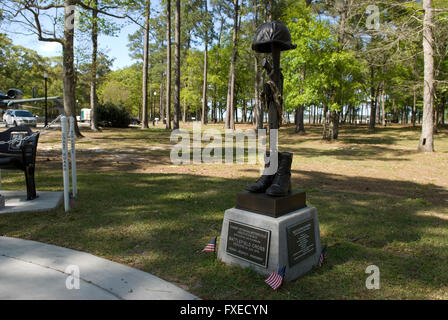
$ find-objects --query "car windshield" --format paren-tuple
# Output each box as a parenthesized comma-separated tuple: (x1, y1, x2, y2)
(14, 111, 33, 117)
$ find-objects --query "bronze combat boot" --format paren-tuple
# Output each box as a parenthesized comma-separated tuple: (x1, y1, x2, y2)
(265, 152, 292, 197)
(245, 151, 276, 193)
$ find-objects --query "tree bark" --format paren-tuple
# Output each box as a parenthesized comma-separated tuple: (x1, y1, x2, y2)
(441, 92, 446, 125)
(254, 0, 263, 129)
(90, 0, 100, 131)
(331, 110, 339, 140)
(418, 0, 435, 152)
(295, 106, 305, 134)
(322, 105, 328, 140)
(63, 0, 82, 137)
(141, 0, 150, 129)
(182, 95, 187, 122)
(201, 0, 208, 125)
(173, 0, 180, 130)
(166, 0, 172, 130)
(369, 67, 376, 132)
(225, 0, 239, 130)
(381, 87, 386, 126)
(412, 87, 417, 127)
(160, 72, 165, 123)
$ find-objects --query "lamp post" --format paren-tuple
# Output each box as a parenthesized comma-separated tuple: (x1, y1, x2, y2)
(152, 91, 157, 125)
(43, 72, 48, 127)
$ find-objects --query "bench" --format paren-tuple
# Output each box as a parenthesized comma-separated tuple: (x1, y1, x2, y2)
(0, 126, 39, 200)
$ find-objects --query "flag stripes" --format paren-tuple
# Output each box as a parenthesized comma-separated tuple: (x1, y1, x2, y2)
(318, 246, 327, 267)
(202, 237, 217, 253)
(265, 266, 286, 290)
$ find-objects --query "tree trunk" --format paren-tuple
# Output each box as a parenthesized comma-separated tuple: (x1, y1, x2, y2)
(63, 0, 82, 137)
(352, 105, 356, 124)
(369, 67, 376, 132)
(412, 87, 417, 126)
(201, 0, 208, 125)
(376, 95, 380, 124)
(141, 0, 150, 129)
(322, 105, 328, 140)
(173, 0, 180, 130)
(436, 94, 445, 129)
(90, 1, 100, 131)
(308, 106, 311, 124)
(360, 104, 363, 124)
(295, 106, 305, 134)
(160, 73, 165, 123)
(182, 95, 187, 122)
(201, 43, 208, 124)
(329, 110, 339, 141)
(225, 0, 239, 130)
(166, 0, 172, 130)
(418, 0, 435, 152)
(212, 4, 224, 124)
(254, 0, 263, 130)
(441, 92, 446, 125)
(381, 88, 386, 126)
(242, 99, 247, 122)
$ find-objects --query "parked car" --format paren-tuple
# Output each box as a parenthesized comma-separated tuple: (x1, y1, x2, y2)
(130, 117, 141, 125)
(3, 109, 37, 127)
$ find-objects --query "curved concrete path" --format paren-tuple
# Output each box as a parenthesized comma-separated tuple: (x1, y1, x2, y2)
(0, 236, 199, 300)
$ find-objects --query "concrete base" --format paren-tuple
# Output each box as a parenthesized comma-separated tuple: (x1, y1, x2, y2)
(218, 206, 321, 281)
(0, 191, 63, 215)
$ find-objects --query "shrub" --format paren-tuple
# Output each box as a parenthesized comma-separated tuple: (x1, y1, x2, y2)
(97, 102, 131, 128)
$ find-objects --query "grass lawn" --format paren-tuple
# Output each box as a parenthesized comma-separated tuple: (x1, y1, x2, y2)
(0, 122, 447, 299)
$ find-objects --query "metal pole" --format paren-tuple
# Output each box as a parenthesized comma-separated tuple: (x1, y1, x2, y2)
(61, 116, 70, 212)
(44, 75, 48, 127)
(69, 116, 77, 197)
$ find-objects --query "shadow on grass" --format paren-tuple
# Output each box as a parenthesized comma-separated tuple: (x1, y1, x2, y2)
(0, 169, 447, 299)
(284, 146, 414, 162)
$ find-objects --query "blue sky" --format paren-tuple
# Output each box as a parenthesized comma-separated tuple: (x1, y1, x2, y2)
(3, 1, 168, 71)
(2, 1, 229, 71)
(10, 22, 140, 70)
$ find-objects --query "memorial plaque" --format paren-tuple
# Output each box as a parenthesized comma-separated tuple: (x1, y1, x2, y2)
(226, 220, 270, 268)
(287, 219, 316, 267)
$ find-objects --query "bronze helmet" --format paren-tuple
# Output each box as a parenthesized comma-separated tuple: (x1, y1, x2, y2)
(252, 21, 297, 53)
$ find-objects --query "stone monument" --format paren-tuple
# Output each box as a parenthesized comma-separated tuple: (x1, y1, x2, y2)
(217, 21, 322, 281)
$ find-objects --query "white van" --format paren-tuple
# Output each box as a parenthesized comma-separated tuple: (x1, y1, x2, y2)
(3, 109, 37, 127)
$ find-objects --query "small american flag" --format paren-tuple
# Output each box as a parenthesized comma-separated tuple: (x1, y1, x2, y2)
(202, 237, 217, 253)
(318, 246, 327, 267)
(265, 266, 286, 290)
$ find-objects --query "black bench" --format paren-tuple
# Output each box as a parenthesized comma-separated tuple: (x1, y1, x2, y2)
(0, 126, 39, 200)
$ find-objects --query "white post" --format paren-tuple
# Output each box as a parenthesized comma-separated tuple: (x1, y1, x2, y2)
(61, 116, 70, 212)
(69, 116, 77, 197)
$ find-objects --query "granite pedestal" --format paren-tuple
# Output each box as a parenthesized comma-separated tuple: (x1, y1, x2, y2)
(217, 205, 321, 281)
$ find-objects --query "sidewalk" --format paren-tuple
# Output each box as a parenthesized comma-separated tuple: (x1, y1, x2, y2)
(0, 236, 199, 300)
